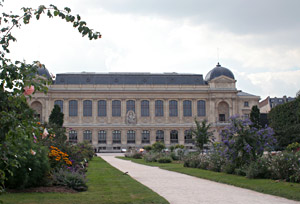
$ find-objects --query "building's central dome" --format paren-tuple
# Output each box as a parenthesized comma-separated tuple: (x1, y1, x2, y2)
(205, 63, 235, 81)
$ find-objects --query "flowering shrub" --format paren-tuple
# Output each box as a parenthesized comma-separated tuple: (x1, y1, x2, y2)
(49, 146, 72, 168)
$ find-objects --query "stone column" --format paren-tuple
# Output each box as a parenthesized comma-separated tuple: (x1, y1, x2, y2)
(107, 99, 112, 124)
(150, 128, 156, 144)
(78, 129, 83, 143)
(178, 99, 182, 123)
(135, 129, 141, 145)
(121, 99, 126, 122)
(164, 99, 169, 122)
(121, 128, 127, 145)
(136, 99, 140, 123)
(179, 129, 185, 145)
(92, 128, 98, 146)
(107, 129, 112, 145)
(164, 129, 170, 145)
(93, 99, 97, 124)
(63, 99, 68, 123)
(78, 99, 83, 123)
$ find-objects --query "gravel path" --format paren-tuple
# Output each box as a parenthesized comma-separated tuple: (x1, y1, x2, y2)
(99, 154, 300, 204)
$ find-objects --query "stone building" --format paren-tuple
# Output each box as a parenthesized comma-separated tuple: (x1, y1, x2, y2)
(29, 63, 260, 152)
(259, 96, 295, 113)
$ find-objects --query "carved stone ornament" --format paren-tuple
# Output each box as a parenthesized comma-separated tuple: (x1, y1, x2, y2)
(126, 110, 137, 124)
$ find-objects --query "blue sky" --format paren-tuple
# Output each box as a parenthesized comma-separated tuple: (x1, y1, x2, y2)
(4, 0, 300, 99)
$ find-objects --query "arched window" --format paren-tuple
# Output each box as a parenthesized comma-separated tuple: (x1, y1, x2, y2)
(112, 100, 121, 117)
(156, 130, 164, 142)
(83, 100, 92, 116)
(69, 100, 78, 116)
(69, 130, 77, 144)
(98, 100, 107, 117)
(141, 100, 149, 117)
(184, 130, 193, 144)
(183, 100, 192, 116)
(170, 130, 178, 143)
(54, 100, 63, 113)
(113, 130, 121, 143)
(169, 100, 178, 117)
(197, 100, 206, 116)
(98, 130, 106, 144)
(83, 130, 92, 143)
(142, 130, 150, 143)
(126, 100, 135, 113)
(155, 100, 164, 116)
(127, 130, 136, 144)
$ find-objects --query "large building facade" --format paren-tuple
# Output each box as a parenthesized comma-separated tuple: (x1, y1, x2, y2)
(29, 63, 260, 152)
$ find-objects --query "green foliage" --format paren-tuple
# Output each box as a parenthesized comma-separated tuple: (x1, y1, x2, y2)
(49, 105, 64, 127)
(152, 142, 165, 152)
(157, 157, 172, 163)
(143, 145, 152, 151)
(268, 97, 300, 149)
(246, 157, 271, 179)
(286, 142, 300, 152)
(124, 150, 143, 159)
(52, 168, 88, 191)
(191, 119, 214, 153)
(250, 105, 260, 129)
(143, 152, 161, 162)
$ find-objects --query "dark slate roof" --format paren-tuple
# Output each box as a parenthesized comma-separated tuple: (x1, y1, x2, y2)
(205, 63, 235, 81)
(54, 72, 206, 85)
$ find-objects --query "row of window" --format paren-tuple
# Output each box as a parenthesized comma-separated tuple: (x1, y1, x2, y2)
(54, 99, 206, 117)
(68, 130, 194, 144)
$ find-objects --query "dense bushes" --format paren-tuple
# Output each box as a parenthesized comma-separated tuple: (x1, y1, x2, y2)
(52, 168, 88, 191)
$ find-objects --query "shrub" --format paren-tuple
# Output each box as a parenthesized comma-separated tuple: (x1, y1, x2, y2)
(152, 142, 165, 152)
(183, 154, 201, 168)
(286, 142, 300, 152)
(144, 152, 161, 162)
(170, 152, 179, 161)
(157, 157, 172, 163)
(246, 157, 271, 179)
(206, 151, 223, 172)
(52, 168, 88, 191)
(125, 150, 143, 159)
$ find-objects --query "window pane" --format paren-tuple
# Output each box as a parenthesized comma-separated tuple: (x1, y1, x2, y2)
(142, 130, 150, 143)
(183, 100, 192, 116)
(141, 100, 149, 117)
(184, 130, 193, 144)
(69, 130, 77, 144)
(170, 130, 178, 143)
(156, 130, 164, 142)
(113, 130, 121, 143)
(98, 100, 107, 116)
(83, 130, 92, 143)
(126, 100, 135, 113)
(69, 100, 78, 116)
(54, 100, 63, 113)
(98, 130, 106, 143)
(169, 100, 178, 117)
(127, 130, 135, 144)
(197, 100, 206, 116)
(155, 100, 164, 116)
(112, 100, 121, 116)
(83, 100, 92, 116)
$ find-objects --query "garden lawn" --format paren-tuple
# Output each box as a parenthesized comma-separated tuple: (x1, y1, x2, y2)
(119, 157, 300, 202)
(0, 157, 168, 204)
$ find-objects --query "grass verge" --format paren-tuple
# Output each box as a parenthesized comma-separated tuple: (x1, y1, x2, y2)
(0, 157, 168, 204)
(118, 157, 300, 201)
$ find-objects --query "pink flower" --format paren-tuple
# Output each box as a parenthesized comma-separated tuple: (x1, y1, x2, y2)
(42, 128, 49, 139)
(30, 149, 36, 155)
(23, 86, 34, 96)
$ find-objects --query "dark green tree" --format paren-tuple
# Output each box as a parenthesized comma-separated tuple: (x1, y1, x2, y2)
(250, 105, 260, 129)
(191, 118, 214, 154)
(49, 104, 64, 127)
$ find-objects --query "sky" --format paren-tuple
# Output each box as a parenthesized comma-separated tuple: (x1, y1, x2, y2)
(3, 0, 300, 100)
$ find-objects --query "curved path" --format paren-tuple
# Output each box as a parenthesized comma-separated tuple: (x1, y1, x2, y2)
(99, 154, 299, 204)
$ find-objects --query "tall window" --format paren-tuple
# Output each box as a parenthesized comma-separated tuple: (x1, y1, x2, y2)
(155, 100, 164, 116)
(170, 130, 178, 143)
(126, 100, 135, 113)
(98, 100, 107, 117)
(183, 100, 192, 116)
(83, 100, 92, 116)
(83, 130, 92, 143)
(69, 100, 78, 116)
(169, 100, 178, 117)
(184, 130, 193, 144)
(113, 130, 121, 143)
(142, 130, 150, 143)
(54, 100, 63, 113)
(98, 130, 106, 144)
(112, 100, 121, 117)
(156, 130, 164, 142)
(127, 130, 135, 144)
(141, 100, 149, 117)
(69, 130, 77, 144)
(197, 100, 206, 116)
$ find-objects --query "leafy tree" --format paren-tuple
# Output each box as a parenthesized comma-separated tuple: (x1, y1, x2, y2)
(268, 97, 300, 150)
(152, 142, 165, 152)
(191, 118, 214, 153)
(0, 0, 100, 193)
(49, 104, 64, 127)
(250, 105, 260, 129)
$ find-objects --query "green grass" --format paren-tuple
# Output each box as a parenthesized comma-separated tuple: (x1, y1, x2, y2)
(0, 157, 168, 204)
(119, 157, 300, 201)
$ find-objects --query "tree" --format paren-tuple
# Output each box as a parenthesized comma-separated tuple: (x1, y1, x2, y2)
(49, 105, 64, 127)
(0, 1, 101, 193)
(250, 105, 260, 129)
(191, 118, 214, 154)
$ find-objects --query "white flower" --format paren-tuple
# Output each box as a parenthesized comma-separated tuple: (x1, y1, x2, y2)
(42, 128, 49, 139)
(28, 168, 32, 171)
